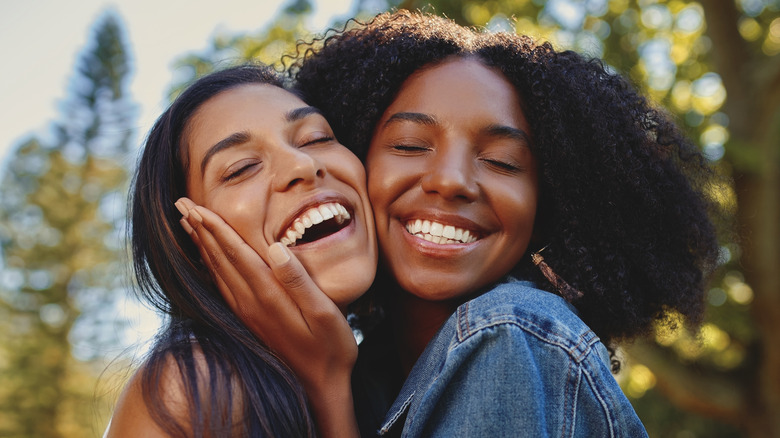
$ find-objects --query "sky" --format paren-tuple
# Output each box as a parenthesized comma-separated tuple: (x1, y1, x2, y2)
(0, 0, 357, 358)
(0, 0, 355, 172)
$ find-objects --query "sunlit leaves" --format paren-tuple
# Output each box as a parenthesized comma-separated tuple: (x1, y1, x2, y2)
(623, 363, 657, 398)
(739, 15, 764, 40)
(169, 12, 310, 100)
(651, 310, 747, 370)
(763, 16, 780, 53)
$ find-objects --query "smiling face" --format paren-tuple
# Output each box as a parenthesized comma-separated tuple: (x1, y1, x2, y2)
(185, 83, 377, 309)
(366, 57, 538, 303)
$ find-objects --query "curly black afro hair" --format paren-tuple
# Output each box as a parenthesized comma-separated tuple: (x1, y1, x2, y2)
(292, 10, 722, 347)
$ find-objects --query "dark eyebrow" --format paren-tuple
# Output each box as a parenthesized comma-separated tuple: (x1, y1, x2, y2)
(483, 124, 532, 146)
(198, 107, 321, 177)
(286, 106, 323, 122)
(200, 131, 252, 177)
(383, 112, 438, 128)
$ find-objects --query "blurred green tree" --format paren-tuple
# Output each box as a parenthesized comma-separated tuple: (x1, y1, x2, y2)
(166, 0, 318, 99)
(171, 0, 778, 436)
(0, 12, 136, 437)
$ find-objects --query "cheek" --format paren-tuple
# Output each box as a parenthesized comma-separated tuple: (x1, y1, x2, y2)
(366, 154, 417, 207)
(498, 182, 538, 237)
(322, 148, 367, 184)
(366, 161, 392, 210)
(207, 195, 266, 244)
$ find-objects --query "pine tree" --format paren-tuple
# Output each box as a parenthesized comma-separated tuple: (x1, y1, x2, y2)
(0, 12, 135, 437)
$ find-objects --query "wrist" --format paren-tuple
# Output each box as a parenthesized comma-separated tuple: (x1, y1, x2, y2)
(307, 374, 358, 438)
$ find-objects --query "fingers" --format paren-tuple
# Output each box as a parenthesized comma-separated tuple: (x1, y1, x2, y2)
(174, 198, 302, 324)
(175, 198, 270, 315)
(175, 199, 241, 311)
(267, 243, 340, 323)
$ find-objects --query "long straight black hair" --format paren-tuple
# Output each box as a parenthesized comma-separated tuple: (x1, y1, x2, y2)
(130, 64, 316, 437)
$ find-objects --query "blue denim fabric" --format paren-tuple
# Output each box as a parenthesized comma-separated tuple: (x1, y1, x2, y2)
(376, 278, 648, 437)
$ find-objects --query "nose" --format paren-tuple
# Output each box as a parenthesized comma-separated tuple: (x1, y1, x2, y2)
(273, 147, 325, 192)
(420, 144, 478, 201)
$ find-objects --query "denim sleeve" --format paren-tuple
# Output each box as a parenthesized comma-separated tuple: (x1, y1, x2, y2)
(401, 321, 648, 438)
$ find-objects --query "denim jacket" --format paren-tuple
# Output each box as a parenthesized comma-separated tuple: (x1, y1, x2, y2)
(354, 278, 648, 437)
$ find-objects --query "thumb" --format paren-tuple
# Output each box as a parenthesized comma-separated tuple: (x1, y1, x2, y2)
(267, 242, 332, 312)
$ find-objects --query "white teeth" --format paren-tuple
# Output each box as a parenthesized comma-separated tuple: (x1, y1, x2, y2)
(404, 219, 478, 244)
(319, 205, 334, 220)
(279, 202, 352, 247)
(443, 225, 455, 239)
(335, 204, 346, 224)
(408, 219, 421, 234)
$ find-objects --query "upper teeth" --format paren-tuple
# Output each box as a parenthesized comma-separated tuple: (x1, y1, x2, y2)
(280, 202, 351, 247)
(404, 219, 477, 244)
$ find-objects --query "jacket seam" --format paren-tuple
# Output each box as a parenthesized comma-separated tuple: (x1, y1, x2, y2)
(380, 393, 414, 435)
(560, 361, 580, 438)
(454, 314, 598, 364)
(580, 362, 617, 438)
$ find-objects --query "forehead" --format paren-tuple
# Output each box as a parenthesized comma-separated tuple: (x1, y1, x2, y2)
(185, 84, 303, 158)
(388, 57, 522, 113)
(189, 84, 303, 133)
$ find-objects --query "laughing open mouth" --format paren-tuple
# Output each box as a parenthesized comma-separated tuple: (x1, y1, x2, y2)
(280, 202, 352, 247)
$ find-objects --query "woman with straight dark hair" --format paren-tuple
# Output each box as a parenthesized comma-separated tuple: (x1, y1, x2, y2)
(105, 63, 377, 437)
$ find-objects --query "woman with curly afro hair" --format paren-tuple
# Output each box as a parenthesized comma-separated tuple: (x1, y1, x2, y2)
(189, 9, 723, 437)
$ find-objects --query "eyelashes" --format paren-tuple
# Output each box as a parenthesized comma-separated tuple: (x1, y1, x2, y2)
(481, 158, 524, 173)
(391, 144, 429, 153)
(300, 135, 335, 148)
(221, 160, 260, 182)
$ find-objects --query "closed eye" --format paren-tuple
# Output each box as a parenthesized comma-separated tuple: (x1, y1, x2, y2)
(301, 135, 334, 147)
(221, 161, 260, 182)
(482, 158, 522, 173)
(392, 144, 430, 153)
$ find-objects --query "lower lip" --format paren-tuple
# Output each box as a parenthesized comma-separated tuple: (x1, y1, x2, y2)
(288, 218, 357, 251)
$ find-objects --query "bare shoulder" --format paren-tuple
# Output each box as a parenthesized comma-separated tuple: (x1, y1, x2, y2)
(104, 343, 215, 437)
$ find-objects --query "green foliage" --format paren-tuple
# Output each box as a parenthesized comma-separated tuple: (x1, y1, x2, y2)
(0, 12, 135, 438)
(167, 6, 314, 100)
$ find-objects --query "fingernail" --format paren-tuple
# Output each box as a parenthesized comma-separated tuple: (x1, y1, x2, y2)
(268, 242, 290, 265)
(189, 208, 203, 223)
(174, 199, 188, 217)
(179, 217, 194, 234)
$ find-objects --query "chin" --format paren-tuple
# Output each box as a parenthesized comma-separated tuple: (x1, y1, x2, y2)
(399, 276, 478, 303)
(313, 266, 377, 309)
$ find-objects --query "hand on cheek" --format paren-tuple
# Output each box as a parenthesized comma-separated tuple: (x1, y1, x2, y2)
(173, 197, 358, 391)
